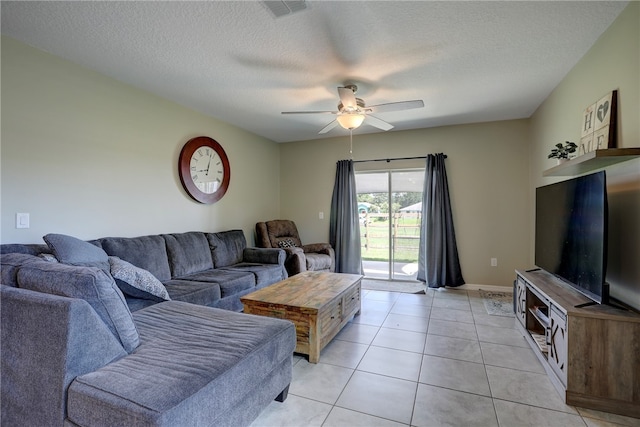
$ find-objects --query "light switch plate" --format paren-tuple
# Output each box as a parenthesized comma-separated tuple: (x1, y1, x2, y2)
(16, 213, 30, 229)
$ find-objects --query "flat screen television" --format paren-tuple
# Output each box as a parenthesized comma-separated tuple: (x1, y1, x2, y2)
(535, 171, 608, 304)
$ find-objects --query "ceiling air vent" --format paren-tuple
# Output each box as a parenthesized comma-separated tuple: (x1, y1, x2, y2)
(262, 1, 308, 18)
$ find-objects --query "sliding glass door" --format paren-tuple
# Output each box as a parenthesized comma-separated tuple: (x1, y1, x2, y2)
(356, 169, 424, 281)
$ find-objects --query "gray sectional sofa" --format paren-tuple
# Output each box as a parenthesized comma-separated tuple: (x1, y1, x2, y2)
(0, 230, 296, 427)
(2, 229, 288, 312)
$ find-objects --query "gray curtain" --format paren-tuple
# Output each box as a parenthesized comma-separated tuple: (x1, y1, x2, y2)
(417, 153, 464, 288)
(329, 160, 363, 274)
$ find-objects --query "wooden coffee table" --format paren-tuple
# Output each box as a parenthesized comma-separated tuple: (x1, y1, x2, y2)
(241, 271, 363, 363)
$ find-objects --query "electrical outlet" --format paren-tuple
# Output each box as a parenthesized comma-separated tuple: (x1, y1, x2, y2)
(491, 258, 498, 267)
(319, 211, 324, 220)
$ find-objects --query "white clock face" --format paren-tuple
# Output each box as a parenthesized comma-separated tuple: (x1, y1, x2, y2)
(189, 145, 225, 194)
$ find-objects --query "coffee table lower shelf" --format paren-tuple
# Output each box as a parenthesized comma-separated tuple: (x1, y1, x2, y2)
(241, 272, 362, 363)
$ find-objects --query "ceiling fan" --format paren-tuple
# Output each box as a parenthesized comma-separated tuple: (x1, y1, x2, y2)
(282, 84, 424, 134)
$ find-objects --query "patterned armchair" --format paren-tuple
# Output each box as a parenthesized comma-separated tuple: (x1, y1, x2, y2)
(255, 220, 335, 277)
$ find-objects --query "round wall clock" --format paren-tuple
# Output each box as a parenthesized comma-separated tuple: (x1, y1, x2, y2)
(178, 136, 230, 204)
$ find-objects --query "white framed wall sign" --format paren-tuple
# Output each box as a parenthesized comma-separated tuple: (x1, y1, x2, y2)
(579, 90, 617, 155)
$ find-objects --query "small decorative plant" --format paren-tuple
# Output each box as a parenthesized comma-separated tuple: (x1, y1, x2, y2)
(548, 141, 578, 160)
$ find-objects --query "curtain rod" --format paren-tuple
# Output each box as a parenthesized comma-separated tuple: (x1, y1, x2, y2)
(353, 154, 447, 164)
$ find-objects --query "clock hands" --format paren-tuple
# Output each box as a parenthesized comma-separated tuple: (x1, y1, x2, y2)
(205, 152, 213, 176)
(195, 153, 220, 179)
(192, 152, 222, 180)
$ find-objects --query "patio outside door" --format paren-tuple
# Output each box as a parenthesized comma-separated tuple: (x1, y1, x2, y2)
(355, 169, 424, 281)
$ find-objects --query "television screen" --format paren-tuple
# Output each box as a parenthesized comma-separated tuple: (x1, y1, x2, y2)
(535, 171, 608, 303)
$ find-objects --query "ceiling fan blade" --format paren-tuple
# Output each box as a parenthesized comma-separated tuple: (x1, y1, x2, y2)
(367, 100, 424, 114)
(281, 110, 336, 115)
(365, 115, 394, 131)
(318, 120, 338, 135)
(318, 120, 339, 134)
(338, 87, 357, 110)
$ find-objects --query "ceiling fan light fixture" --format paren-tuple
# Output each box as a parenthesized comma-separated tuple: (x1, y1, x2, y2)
(337, 113, 365, 130)
(282, 84, 421, 133)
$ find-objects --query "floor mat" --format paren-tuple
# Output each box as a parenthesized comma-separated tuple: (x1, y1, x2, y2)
(478, 289, 514, 317)
(361, 279, 425, 294)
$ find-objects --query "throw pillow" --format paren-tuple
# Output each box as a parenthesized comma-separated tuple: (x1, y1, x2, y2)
(109, 256, 171, 302)
(278, 238, 296, 248)
(38, 253, 59, 262)
(43, 233, 109, 271)
(17, 261, 139, 353)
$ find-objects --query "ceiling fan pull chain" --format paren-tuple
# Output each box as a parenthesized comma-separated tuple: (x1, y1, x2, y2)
(349, 129, 353, 158)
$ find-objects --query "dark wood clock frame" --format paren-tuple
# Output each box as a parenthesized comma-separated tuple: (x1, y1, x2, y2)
(178, 136, 230, 204)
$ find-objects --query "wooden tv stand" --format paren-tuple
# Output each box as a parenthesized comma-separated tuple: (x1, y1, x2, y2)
(514, 269, 640, 418)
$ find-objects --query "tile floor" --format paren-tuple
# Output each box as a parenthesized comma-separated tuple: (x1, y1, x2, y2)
(250, 288, 640, 427)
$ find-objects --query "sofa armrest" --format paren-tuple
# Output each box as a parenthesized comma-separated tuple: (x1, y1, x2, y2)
(243, 247, 285, 266)
(302, 243, 333, 255)
(1, 285, 127, 427)
(301, 244, 335, 273)
(283, 247, 305, 276)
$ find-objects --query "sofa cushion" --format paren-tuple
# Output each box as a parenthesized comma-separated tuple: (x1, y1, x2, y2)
(17, 262, 139, 353)
(0, 253, 43, 287)
(123, 296, 156, 313)
(163, 232, 214, 277)
(264, 220, 303, 248)
(207, 230, 246, 268)
(0, 243, 49, 255)
(162, 279, 221, 306)
(305, 253, 333, 271)
(43, 233, 110, 271)
(109, 256, 170, 302)
(100, 235, 171, 282)
(221, 263, 285, 287)
(67, 301, 295, 427)
(179, 269, 255, 298)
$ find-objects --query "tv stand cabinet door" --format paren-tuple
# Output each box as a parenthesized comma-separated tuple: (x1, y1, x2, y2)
(548, 305, 568, 386)
(515, 276, 527, 326)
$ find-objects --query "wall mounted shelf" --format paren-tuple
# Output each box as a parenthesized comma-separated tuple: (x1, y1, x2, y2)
(543, 148, 640, 177)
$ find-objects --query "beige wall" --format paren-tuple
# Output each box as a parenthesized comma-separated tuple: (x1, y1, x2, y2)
(1, 37, 281, 244)
(529, 2, 640, 309)
(280, 120, 531, 287)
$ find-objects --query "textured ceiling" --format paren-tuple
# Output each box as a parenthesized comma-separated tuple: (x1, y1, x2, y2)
(0, 1, 629, 143)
